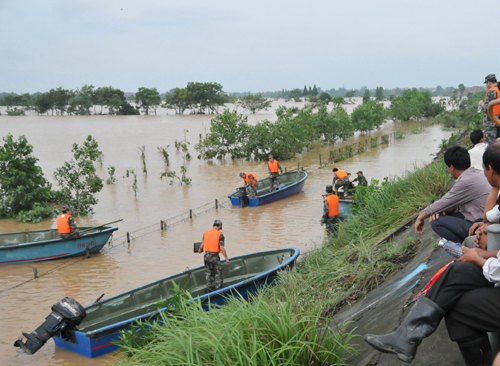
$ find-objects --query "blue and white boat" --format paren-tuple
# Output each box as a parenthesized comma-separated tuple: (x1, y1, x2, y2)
(229, 170, 308, 207)
(53, 248, 300, 358)
(0, 226, 118, 265)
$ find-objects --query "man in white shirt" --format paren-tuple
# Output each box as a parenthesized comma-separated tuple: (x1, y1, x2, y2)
(364, 141, 500, 366)
(469, 129, 487, 172)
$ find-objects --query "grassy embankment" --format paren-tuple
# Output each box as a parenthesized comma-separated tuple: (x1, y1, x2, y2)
(115, 136, 460, 366)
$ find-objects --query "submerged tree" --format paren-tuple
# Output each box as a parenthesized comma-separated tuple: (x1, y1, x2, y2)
(135, 87, 161, 115)
(53, 135, 104, 216)
(238, 93, 272, 114)
(0, 134, 53, 222)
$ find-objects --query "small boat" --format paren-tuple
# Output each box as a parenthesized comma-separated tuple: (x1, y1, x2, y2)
(339, 198, 353, 219)
(53, 248, 300, 358)
(229, 170, 308, 207)
(0, 226, 118, 265)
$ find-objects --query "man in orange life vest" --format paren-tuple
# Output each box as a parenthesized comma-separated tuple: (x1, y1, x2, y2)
(332, 168, 350, 196)
(320, 185, 339, 235)
(268, 155, 283, 191)
(198, 220, 230, 292)
(56, 206, 84, 240)
(478, 74, 500, 143)
(240, 172, 258, 197)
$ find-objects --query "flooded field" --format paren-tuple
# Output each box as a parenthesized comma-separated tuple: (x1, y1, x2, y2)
(0, 102, 453, 365)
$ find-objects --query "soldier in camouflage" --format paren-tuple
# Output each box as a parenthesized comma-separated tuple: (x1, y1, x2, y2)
(57, 206, 85, 240)
(198, 220, 230, 292)
(352, 171, 368, 187)
(479, 74, 500, 143)
(320, 185, 340, 235)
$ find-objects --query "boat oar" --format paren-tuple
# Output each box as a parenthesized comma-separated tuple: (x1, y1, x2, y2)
(81, 219, 124, 233)
(94, 293, 105, 303)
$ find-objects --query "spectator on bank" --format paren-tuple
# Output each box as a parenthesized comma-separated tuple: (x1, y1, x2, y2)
(469, 129, 487, 172)
(414, 146, 490, 243)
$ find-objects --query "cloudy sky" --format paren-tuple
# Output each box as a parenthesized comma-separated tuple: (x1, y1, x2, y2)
(1, 0, 499, 94)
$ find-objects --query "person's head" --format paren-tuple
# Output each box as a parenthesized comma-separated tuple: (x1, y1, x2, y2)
(357, 171, 363, 176)
(444, 146, 471, 178)
(470, 130, 485, 145)
(332, 168, 339, 172)
(213, 220, 223, 230)
(239, 172, 246, 179)
(61, 205, 72, 214)
(268, 154, 274, 162)
(484, 74, 498, 88)
(347, 172, 351, 177)
(325, 185, 333, 194)
(482, 142, 500, 187)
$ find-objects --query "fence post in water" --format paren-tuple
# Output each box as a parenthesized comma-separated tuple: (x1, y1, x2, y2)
(160, 220, 164, 231)
(215, 199, 218, 209)
(285, 167, 287, 172)
(33, 267, 38, 278)
(127, 232, 130, 243)
(190, 209, 193, 219)
(319, 154, 322, 167)
(86, 248, 90, 258)
(297, 162, 300, 171)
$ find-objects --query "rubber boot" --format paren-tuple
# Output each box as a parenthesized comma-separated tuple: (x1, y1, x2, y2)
(364, 296, 445, 363)
(457, 334, 493, 366)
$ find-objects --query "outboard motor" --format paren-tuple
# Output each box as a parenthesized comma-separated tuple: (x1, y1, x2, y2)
(238, 186, 249, 207)
(14, 297, 86, 355)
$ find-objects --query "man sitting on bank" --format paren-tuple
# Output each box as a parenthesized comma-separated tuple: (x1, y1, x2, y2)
(414, 146, 490, 243)
(239, 172, 258, 197)
(56, 206, 84, 240)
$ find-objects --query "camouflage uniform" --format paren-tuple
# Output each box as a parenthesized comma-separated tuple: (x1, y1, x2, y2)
(268, 160, 283, 190)
(60, 216, 84, 240)
(333, 174, 350, 193)
(203, 232, 225, 292)
(321, 193, 339, 235)
(482, 88, 500, 143)
(245, 175, 258, 197)
(353, 174, 368, 187)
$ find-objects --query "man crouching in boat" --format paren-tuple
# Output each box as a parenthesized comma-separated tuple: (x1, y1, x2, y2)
(57, 206, 84, 240)
(198, 220, 230, 293)
(240, 172, 258, 197)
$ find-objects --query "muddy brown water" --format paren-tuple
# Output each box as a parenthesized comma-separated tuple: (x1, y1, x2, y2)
(0, 101, 452, 365)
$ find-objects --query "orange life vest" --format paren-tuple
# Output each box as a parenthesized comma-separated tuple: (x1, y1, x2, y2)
(325, 194, 339, 217)
(57, 214, 73, 234)
(334, 170, 348, 181)
(203, 228, 221, 253)
(268, 160, 279, 173)
(243, 172, 257, 187)
(485, 86, 500, 115)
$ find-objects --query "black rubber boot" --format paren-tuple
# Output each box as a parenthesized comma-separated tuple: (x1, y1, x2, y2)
(457, 334, 493, 366)
(364, 296, 445, 363)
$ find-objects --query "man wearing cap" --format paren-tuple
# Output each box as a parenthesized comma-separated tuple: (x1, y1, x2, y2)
(267, 155, 283, 191)
(239, 172, 258, 197)
(198, 220, 230, 292)
(56, 206, 84, 239)
(321, 185, 339, 235)
(478, 74, 500, 143)
(352, 171, 368, 187)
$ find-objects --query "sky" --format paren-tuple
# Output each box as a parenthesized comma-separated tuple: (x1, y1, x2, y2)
(1, 0, 499, 94)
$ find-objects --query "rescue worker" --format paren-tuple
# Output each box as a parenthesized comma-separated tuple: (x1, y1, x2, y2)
(198, 220, 230, 292)
(332, 168, 350, 196)
(320, 185, 339, 235)
(239, 172, 258, 197)
(56, 206, 84, 240)
(352, 171, 368, 187)
(478, 74, 500, 143)
(267, 155, 283, 191)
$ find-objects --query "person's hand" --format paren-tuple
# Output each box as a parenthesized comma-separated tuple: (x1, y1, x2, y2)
(469, 222, 484, 236)
(414, 217, 425, 234)
(479, 101, 485, 107)
(226, 259, 230, 265)
(320, 222, 324, 227)
(429, 212, 444, 222)
(458, 247, 483, 265)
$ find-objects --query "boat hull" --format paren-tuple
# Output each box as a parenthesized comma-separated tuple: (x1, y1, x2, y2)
(0, 227, 118, 265)
(229, 171, 308, 207)
(339, 198, 353, 219)
(53, 248, 300, 358)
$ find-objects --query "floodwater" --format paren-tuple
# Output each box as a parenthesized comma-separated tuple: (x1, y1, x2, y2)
(0, 100, 453, 366)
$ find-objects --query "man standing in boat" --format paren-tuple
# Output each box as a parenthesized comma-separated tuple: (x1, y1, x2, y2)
(267, 155, 283, 191)
(198, 220, 230, 293)
(321, 185, 339, 235)
(240, 172, 258, 197)
(56, 206, 84, 240)
(332, 168, 350, 196)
